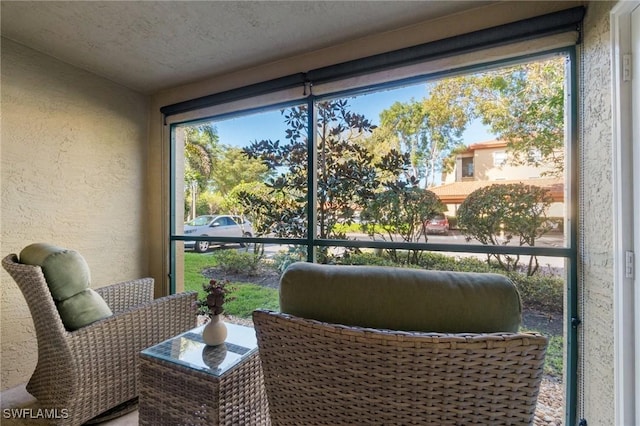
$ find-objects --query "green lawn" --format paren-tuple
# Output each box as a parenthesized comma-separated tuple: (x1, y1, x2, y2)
(184, 252, 279, 317)
(183, 252, 218, 294)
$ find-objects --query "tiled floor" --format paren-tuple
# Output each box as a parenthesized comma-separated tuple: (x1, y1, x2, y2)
(0, 384, 138, 425)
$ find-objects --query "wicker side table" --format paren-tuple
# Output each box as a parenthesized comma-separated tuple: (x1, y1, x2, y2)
(138, 323, 270, 425)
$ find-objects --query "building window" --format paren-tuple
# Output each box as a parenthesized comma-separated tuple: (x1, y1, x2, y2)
(461, 157, 474, 178)
(493, 151, 508, 166)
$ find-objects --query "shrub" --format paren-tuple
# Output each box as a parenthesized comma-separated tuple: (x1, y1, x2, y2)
(507, 272, 564, 313)
(210, 250, 262, 275)
(457, 183, 554, 275)
(361, 186, 445, 265)
(272, 246, 307, 273)
(416, 252, 495, 272)
(337, 251, 398, 267)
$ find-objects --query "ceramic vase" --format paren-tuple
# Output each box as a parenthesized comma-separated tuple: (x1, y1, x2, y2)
(202, 314, 227, 346)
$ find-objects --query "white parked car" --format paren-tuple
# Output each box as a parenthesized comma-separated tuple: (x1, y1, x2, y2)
(184, 215, 253, 253)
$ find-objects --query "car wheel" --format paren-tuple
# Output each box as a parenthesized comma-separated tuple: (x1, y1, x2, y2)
(195, 239, 210, 253)
(240, 232, 252, 248)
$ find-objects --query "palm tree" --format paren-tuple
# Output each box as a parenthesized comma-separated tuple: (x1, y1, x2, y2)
(184, 124, 219, 218)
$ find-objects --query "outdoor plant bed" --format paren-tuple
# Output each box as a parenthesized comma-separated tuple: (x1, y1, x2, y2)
(203, 265, 280, 289)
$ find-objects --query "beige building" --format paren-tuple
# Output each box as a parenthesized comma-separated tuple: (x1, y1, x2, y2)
(434, 140, 565, 217)
(1, 2, 638, 425)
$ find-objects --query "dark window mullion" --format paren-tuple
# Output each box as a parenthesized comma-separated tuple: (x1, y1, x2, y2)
(306, 95, 317, 262)
(169, 125, 177, 295)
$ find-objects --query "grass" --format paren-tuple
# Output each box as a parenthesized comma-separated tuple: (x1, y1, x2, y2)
(544, 335, 564, 377)
(225, 284, 279, 317)
(184, 252, 279, 317)
(184, 252, 218, 294)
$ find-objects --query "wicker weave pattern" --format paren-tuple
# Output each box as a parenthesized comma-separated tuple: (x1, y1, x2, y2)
(2, 254, 198, 426)
(253, 310, 548, 426)
(138, 350, 270, 425)
(96, 278, 154, 313)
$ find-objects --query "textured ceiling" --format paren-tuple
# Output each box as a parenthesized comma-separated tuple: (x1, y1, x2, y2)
(1, 1, 492, 94)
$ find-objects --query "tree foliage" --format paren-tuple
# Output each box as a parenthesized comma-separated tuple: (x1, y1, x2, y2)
(457, 183, 554, 275)
(184, 124, 219, 191)
(241, 99, 443, 263)
(471, 57, 565, 174)
(228, 182, 305, 257)
(435, 56, 566, 175)
(183, 124, 219, 219)
(368, 86, 469, 188)
(361, 184, 445, 264)
(244, 99, 380, 243)
(210, 146, 273, 196)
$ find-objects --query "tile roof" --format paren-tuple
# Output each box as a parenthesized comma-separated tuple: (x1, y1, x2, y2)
(429, 177, 564, 204)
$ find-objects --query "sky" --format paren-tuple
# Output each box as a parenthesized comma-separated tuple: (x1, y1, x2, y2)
(211, 81, 495, 150)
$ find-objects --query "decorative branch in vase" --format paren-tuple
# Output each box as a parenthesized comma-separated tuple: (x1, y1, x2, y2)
(195, 279, 233, 346)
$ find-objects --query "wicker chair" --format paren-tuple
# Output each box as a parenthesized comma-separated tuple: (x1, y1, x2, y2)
(253, 262, 548, 425)
(2, 253, 198, 426)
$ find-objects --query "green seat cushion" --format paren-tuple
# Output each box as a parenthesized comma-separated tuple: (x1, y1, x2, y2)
(279, 262, 522, 333)
(56, 289, 113, 331)
(20, 243, 112, 330)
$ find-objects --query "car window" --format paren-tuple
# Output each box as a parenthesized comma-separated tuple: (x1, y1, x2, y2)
(187, 216, 213, 226)
(217, 217, 233, 226)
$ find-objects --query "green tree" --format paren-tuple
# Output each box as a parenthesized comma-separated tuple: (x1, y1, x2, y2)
(360, 183, 445, 265)
(244, 100, 380, 248)
(471, 57, 565, 174)
(210, 146, 273, 196)
(184, 124, 219, 190)
(457, 183, 553, 276)
(183, 124, 219, 219)
(433, 57, 566, 175)
(370, 82, 469, 188)
(227, 183, 285, 256)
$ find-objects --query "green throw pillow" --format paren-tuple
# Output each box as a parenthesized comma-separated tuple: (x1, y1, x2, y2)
(20, 243, 91, 301)
(56, 289, 113, 331)
(20, 243, 113, 330)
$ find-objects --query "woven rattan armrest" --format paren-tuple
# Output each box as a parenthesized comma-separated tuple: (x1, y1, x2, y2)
(62, 291, 198, 418)
(96, 278, 154, 313)
(73, 290, 198, 344)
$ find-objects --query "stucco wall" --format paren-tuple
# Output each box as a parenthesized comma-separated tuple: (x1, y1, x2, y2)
(580, 1, 615, 423)
(0, 38, 149, 390)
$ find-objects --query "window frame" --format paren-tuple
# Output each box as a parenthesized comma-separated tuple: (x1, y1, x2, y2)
(168, 47, 579, 425)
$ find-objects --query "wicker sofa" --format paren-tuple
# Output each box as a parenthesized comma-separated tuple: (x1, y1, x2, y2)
(253, 262, 548, 425)
(2, 246, 197, 426)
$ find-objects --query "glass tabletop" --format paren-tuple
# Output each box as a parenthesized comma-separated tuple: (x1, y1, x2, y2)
(141, 322, 258, 377)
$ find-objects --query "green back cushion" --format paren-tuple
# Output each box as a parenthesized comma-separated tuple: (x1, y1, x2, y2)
(20, 243, 112, 330)
(280, 262, 522, 333)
